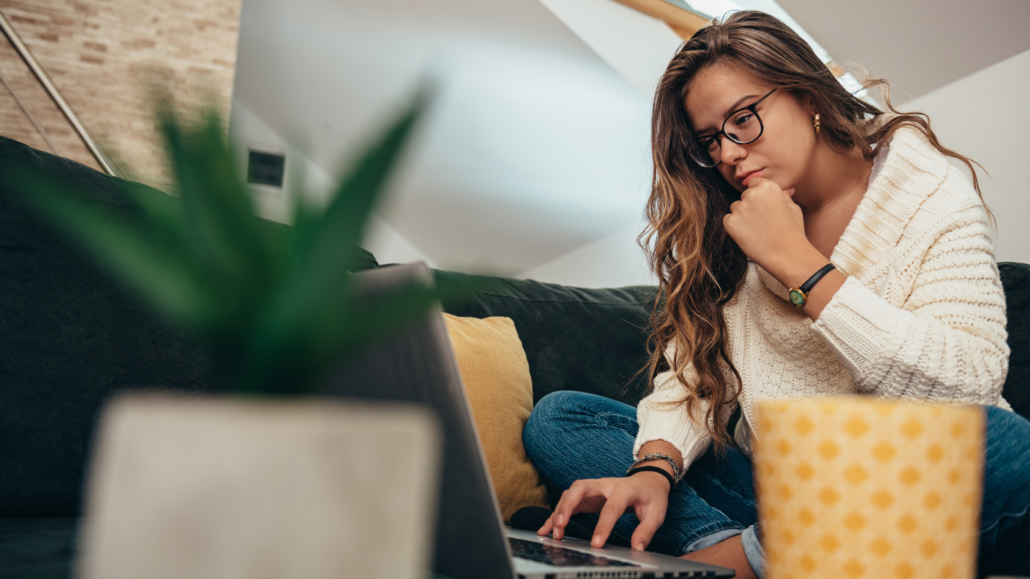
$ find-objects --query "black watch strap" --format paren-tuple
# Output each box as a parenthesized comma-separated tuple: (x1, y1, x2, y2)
(788, 263, 836, 307)
(800, 263, 837, 293)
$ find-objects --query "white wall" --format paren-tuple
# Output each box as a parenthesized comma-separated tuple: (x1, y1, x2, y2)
(228, 100, 437, 267)
(363, 216, 439, 268)
(505, 0, 680, 288)
(232, 0, 657, 277)
(538, 0, 683, 96)
(517, 221, 656, 287)
(228, 100, 302, 224)
(900, 48, 1030, 264)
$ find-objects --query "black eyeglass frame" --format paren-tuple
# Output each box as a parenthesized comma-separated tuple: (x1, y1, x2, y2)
(689, 88, 778, 168)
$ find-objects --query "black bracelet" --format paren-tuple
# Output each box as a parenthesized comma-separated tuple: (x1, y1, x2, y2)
(626, 465, 675, 489)
(627, 452, 682, 482)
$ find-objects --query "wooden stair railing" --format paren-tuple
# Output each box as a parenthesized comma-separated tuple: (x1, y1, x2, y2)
(0, 7, 118, 176)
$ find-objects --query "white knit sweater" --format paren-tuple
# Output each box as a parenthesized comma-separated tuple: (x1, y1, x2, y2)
(634, 126, 1012, 468)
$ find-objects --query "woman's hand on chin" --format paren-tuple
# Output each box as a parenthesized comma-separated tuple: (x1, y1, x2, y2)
(724, 177, 846, 320)
(723, 177, 818, 280)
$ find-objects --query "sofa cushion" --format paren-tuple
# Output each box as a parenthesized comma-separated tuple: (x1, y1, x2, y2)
(443, 314, 549, 522)
(0, 139, 216, 517)
(1000, 262, 1030, 420)
(0, 517, 78, 578)
(0, 136, 377, 517)
(435, 271, 655, 408)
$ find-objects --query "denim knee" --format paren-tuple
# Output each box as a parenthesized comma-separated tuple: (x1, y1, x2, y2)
(523, 390, 639, 486)
(523, 391, 594, 457)
(980, 406, 1030, 575)
(523, 392, 564, 444)
(983, 405, 1030, 495)
(527, 391, 576, 423)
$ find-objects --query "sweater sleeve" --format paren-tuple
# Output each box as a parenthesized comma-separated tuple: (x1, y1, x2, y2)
(811, 210, 1009, 406)
(633, 363, 721, 471)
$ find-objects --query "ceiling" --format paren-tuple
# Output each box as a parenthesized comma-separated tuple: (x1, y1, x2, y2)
(232, 0, 653, 275)
(775, 0, 1030, 102)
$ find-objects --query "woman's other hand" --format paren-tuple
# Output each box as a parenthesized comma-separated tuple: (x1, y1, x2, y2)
(537, 473, 670, 552)
(722, 177, 808, 275)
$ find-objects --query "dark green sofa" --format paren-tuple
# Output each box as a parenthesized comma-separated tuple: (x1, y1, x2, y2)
(2, 135, 1028, 577)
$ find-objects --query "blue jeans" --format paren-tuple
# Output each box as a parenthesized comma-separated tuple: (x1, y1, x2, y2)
(523, 391, 1030, 579)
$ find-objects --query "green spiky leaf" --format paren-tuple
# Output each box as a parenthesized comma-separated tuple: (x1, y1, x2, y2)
(13, 87, 481, 395)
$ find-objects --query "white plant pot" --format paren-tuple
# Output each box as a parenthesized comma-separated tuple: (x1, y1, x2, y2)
(77, 393, 441, 579)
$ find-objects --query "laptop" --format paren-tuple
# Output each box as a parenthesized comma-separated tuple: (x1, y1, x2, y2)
(322, 263, 735, 579)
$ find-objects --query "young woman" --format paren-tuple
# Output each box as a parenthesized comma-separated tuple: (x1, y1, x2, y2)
(522, 11, 1030, 579)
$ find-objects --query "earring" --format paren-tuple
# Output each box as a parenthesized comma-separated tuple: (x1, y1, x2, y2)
(813, 113, 821, 135)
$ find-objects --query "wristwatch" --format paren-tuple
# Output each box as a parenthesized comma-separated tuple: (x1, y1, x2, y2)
(788, 263, 836, 307)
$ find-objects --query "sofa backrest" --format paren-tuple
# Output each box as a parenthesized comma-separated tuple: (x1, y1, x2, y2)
(1000, 262, 1030, 418)
(436, 270, 655, 408)
(0, 136, 372, 517)
(1, 138, 217, 516)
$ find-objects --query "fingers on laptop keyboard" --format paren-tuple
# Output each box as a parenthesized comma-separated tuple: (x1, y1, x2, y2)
(551, 479, 613, 541)
(630, 502, 666, 551)
(592, 485, 633, 547)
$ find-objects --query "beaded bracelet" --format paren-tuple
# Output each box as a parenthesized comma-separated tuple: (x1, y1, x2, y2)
(626, 452, 682, 482)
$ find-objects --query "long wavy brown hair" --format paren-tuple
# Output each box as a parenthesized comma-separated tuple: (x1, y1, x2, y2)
(640, 10, 989, 451)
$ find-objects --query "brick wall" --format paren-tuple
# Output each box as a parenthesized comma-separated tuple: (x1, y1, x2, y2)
(0, 0, 241, 190)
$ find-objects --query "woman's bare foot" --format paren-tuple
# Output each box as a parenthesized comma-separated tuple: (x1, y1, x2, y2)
(680, 534, 757, 579)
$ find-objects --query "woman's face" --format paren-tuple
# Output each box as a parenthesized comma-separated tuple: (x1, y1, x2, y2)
(684, 63, 818, 193)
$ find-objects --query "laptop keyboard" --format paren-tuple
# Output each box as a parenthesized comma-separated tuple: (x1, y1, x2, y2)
(509, 537, 640, 568)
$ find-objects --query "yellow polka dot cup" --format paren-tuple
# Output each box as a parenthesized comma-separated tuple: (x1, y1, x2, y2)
(754, 398, 984, 579)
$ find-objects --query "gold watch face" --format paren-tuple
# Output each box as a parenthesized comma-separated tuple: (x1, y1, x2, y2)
(789, 289, 807, 307)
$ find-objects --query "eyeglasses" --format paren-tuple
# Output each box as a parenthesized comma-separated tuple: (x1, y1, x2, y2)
(688, 88, 778, 168)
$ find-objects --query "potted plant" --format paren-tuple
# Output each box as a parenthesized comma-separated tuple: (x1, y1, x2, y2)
(13, 90, 470, 579)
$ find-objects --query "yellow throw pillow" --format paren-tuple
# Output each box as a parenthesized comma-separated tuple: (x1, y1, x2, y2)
(443, 314, 550, 523)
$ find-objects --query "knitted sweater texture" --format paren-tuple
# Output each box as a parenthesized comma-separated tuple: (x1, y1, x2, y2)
(633, 126, 1012, 469)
